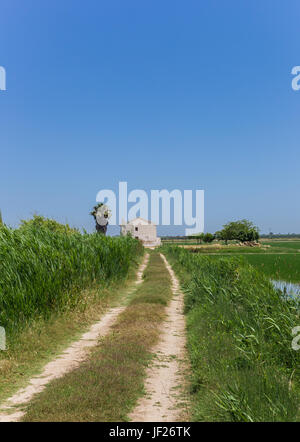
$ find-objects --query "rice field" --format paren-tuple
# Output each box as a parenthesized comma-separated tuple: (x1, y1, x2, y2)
(242, 254, 300, 283)
(261, 240, 300, 250)
(179, 239, 300, 283)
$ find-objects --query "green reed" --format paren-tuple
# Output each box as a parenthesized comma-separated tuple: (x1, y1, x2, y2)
(0, 220, 142, 332)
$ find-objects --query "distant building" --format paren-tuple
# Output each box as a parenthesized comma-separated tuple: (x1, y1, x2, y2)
(120, 217, 161, 247)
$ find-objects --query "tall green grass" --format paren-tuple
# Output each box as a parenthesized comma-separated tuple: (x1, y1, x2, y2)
(163, 246, 300, 422)
(0, 220, 143, 333)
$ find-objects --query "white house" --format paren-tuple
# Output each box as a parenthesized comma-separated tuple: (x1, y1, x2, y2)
(120, 217, 161, 247)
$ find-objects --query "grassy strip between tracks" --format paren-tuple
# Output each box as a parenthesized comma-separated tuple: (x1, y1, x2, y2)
(23, 252, 172, 422)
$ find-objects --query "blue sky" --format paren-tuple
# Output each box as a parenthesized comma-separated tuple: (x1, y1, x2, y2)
(0, 0, 299, 235)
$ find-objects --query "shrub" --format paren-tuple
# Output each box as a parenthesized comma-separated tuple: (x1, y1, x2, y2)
(202, 233, 215, 243)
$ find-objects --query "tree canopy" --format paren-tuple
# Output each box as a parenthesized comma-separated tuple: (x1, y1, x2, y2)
(20, 215, 79, 235)
(215, 219, 259, 243)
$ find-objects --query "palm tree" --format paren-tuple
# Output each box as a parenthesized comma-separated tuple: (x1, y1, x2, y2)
(90, 203, 111, 235)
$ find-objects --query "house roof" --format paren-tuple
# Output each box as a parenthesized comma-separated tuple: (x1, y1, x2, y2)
(120, 217, 156, 226)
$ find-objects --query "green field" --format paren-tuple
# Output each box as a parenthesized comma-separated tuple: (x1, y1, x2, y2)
(242, 254, 300, 283)
(261, 240, 300, 250)
(178, 240, 300, 283)
(198, 254, 300, 283)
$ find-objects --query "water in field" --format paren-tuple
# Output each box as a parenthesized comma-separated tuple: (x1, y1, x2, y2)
(272, 280, 300, 299)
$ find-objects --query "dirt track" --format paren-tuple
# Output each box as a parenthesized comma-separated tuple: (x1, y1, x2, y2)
(0, 254, 149, 422)
(129, 253, 188, 422)
(0, 252, 189, 422)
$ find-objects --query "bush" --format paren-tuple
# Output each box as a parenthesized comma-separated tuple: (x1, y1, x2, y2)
(202, 233, 215, 243)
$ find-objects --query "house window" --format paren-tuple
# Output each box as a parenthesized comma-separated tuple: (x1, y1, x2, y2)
(135, 227, 138, 231)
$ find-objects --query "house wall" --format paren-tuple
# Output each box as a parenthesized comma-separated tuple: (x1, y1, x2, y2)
(121, 223, 159, 243)
(136, 225, 157, 242)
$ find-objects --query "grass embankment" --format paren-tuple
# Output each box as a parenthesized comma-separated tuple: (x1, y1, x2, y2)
(0, 219, 143, 402)
(23, 252, 172, 422)
(163, 246, 300, 422)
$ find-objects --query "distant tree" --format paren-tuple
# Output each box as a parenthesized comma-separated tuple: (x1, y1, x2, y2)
(193, 233, 205, 244)
(260, 233, 300, 239)
(0, 210, 2, 227)
(216, 219, 259, 244)
(215, 228, 231, 245)
(203, 233, 215, 243)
